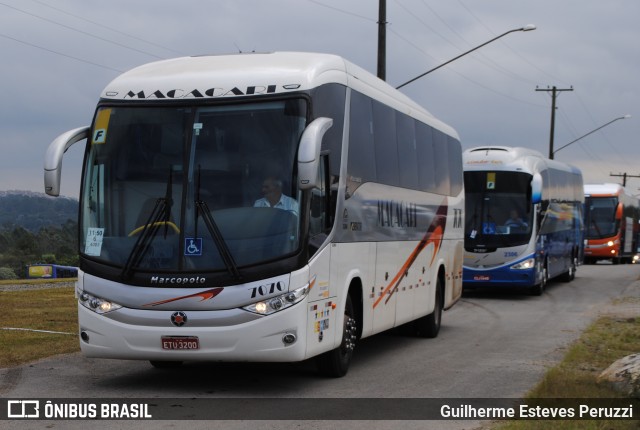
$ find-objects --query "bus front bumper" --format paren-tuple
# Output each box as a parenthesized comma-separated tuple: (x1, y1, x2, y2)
(463, 266, 537, 289)
(77, 300, 309, 362)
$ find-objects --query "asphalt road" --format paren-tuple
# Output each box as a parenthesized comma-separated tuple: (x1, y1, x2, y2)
(2, 263, 639, 430)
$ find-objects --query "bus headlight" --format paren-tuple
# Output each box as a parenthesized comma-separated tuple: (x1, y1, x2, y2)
(511, 258, 535, 270)
(243, 284, 309, 315)
(607, 241, 615, 247)
(79, 292, 122, 314)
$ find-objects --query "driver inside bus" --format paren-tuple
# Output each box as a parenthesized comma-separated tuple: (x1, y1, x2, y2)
(254, 176, 299, 215)
(504, 209, 528, 230)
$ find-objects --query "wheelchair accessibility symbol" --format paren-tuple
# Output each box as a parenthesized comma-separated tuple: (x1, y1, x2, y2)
(482, 222, 496, 235)
(185, 238, 203, 256)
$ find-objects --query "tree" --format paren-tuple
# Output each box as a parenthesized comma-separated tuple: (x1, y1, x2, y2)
(0, 267, 17, 280)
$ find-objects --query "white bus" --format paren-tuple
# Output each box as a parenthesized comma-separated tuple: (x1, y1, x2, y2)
(463, 146, 584, 295)
(44, 52, 464, 376)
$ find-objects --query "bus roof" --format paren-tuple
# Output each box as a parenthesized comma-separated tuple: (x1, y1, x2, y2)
(463, 146, 581, 176)
(99, 51, 458, 139)
(584, 183, 626, 196)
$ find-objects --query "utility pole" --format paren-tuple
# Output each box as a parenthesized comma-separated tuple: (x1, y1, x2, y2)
(377, 0, 387, 81)
(610, 173, 640, 187)
(536, 86, 573, 159)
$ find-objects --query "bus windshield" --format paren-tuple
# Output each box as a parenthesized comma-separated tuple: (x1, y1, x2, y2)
(585, 196, 618, 239)
(464, 171, 534, 249)
(80, 99, 307, 278)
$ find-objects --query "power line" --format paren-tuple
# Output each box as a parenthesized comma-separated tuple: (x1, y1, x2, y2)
(389, 32, 536, 107)
(306, 0, 375, 23)
(0, 2, 165, 60)
(405, 0, 536, 86)
(389, 27, 545, 107)
(456, 0, 572, 88)
(0, 32, 123, 72)
(610, 173, 640, 187)
(28, 0, 186, 56)
(388, 2, 544, 107)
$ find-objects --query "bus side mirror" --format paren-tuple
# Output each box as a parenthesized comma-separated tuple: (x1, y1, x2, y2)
(297, 117, 333, 190)
(615, 202, 623, 220)
(531, 173, 543, 204)
(44, 126, 89, 196)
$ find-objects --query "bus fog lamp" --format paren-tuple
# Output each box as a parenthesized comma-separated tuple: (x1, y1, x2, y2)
(282, 333, 296, 345)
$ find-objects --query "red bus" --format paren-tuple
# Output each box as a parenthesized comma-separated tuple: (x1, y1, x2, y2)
(583, 183, 640, 264)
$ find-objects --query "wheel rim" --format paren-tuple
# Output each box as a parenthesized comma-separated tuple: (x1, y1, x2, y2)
(341, 315, 357, 354)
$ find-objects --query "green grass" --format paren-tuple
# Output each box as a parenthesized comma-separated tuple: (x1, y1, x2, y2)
(0, 277, 76, 285)
(0, 286, 79, 367)
(495, 314, 640, 430)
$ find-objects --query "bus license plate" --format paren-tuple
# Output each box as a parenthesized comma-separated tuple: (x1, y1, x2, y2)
(161, 336, 199, 350)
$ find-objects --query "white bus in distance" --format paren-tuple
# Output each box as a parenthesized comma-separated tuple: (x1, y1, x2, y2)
(463, 146, 584, 295)
(44, 52, 464, 377)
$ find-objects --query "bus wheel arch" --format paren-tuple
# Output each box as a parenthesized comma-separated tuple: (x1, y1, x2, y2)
(316, 278, 362, 377)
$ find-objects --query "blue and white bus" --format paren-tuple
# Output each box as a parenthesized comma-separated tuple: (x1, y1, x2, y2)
(462, 146, 584, 295)
(44, 52, 464, 376)
(26, 264, 78, 279)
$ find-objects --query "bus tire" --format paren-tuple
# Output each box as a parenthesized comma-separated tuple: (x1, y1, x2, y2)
(415, 278, 442, 338)
(530, 264, 547, 296)
(560, 256, 577, 282)
(316, 294, 357, 377)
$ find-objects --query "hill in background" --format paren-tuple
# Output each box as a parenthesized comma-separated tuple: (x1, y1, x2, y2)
(0, 190, 78, 232)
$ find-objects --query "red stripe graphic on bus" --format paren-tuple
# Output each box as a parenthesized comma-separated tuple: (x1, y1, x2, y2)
(143, 287, 224, 307)
(373, 203, 447, 309)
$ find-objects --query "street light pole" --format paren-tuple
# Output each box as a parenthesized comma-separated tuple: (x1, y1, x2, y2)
(552, 114, 631, 156)
(377, 0, 387, 81)
(395, 24, 536, 90)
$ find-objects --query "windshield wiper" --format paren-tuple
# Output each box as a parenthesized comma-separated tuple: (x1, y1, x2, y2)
(194, 166, 242, 281)
(121, 169, 174, 281)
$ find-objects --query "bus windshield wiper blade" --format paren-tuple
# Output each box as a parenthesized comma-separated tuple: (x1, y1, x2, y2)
(121, 169, 174, 281)
(121, 198, 167, 281)
(195, 167, 241, 281)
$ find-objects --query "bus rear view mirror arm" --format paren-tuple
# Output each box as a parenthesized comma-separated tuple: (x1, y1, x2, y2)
(298, 117, 333, 190)
(44, 126, 89, 196)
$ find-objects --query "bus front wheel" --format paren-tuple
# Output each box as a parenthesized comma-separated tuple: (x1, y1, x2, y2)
(530, 264, 547, 296)
(316, 294, 357, 377)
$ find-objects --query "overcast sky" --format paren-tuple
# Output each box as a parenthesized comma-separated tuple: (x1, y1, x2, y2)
(1, 0, 638, 198)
